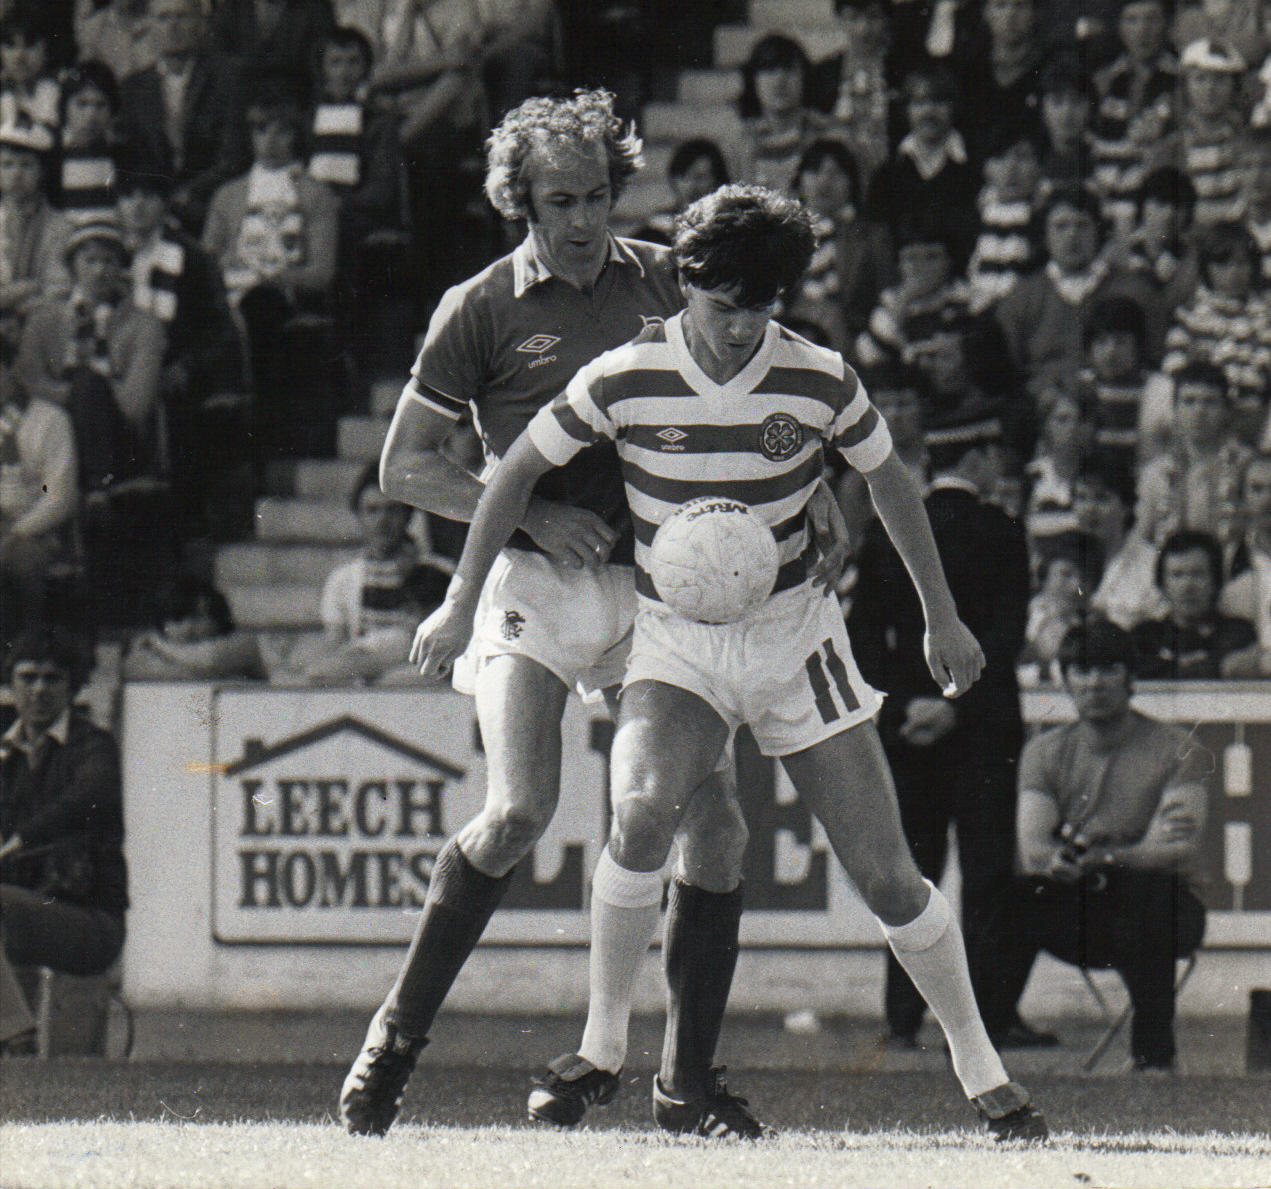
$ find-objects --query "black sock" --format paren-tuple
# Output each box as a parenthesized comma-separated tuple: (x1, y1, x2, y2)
(659, 878, 744, 1099)
(384, 838, 513, 1039)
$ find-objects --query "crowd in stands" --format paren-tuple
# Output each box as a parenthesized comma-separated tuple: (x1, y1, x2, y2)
(1, 0, 1270, 685)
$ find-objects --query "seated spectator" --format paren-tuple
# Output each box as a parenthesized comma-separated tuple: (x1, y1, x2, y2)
(1021, 529, 1105, 676)
(1136, 360, 1251, 546)
(0, 118, 70, 355)
(0, 12, 58, 129)
(203, 78, 341, 463)
(733, 33, 837, 193)
(1121, 164, 1200, 312)
(1163, 221, 1271, 434)
(1147, 37, 1247, 226)
(995, 183, 1164, 400)
(74, 0, 160, 86)
(1089, 0, 1179, 238)
(271, 462, 449, 686)
(863, 62, 978, 266)
(122, 574, 264, 681)
(1132, 527, 1257, 675)
(211, 0, 335, 106)
(631, 138, 730, 247)
(1008, 615, 1207, 1071)
(1240, 127, 1271, 286)
(0, 374, 78, 644)
(1037, 52, 1096, 188)
(1220, 451, 1271, 675)
(786, 137, 893, 353)
(967, 121, 1046, 314)
(116, 0, 250, 236)
(56, 62, 121, 225)
(0, 626, 128, 1049)
(1024, 388, 1097, 543)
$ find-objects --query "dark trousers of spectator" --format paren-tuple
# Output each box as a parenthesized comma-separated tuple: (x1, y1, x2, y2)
(883, 736, 1026, 1040)
(65, 367, 146, 493)
(0, 884, 124, 977)
(995, 870, 1205, 1068)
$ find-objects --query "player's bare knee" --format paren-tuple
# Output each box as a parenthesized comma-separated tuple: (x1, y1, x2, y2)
(463, 802, 551, 869)
(611, 793, 679, 870)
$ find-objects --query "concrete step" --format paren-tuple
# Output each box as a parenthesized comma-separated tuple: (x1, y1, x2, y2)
(265, 457, 367, 500)
(370, 378, 403, 417)
(223, 582, 323, 630)
(714, 23, 843, 69)
(640, 101, 744, 147)
(749, 0, 836, 26)
(613, 177, 674, 223)
(214, 541, 358, 587)
(337, 415, 390, 462)
(678, 68, 741, 106)
(254, 496, 362, 544)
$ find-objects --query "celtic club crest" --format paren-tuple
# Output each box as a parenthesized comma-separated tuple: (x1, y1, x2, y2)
(758, 413, 803, 461)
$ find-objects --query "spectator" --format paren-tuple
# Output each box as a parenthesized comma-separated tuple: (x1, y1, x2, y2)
(1136, 360, 1251, 546)
(0, 117, 70, 354)
(1122, 164, 1200, 312)
(116, 0, 250, 235)
(1037, 52, 1095, 187)
(1024, 388, 1097, 543)
(1021, 528, 1106, 675)
(202, 78, 341, 463)
(1007, 615, 1207, 1071)
(74, 0, 160, 85)
(1220, 451, 1271, 674)
(967, 121, 1046, 313)
(0, 11, 58, 128)
(56, 62, 121, 225)
(995, 183, 1163, 400)
(631, 138, 729, 246)
(849, 406, 1049, 1050)
(1148, 37, 1247, 226)
(122, 573, 264, 680)
(1089, 0, 1179, 238)
(786, 137, 893, 353)
(733, 33, 836, 193)
(864, 62, 979, 265)
(1173, 0, 1266, 72)
(0, 372, 78, 643)
(274, 462, 449, 686)
(1239, 128, 1271, 286)
(1132, 527, 1257, 675)
(211, 0, 335, 106)
(0, 626, 128, 1049)
(1163, 221, 1271, 427)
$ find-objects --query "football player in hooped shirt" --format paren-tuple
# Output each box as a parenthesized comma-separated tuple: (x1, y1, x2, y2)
(415, 186, 1050, 1142)
(340, 92, 846, 1140)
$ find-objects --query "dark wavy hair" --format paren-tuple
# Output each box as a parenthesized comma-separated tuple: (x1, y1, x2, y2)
(3, 625, 93, 692)
(737, 34, 812, 120)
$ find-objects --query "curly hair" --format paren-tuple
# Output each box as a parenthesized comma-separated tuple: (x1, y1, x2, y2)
(674, 184, 816, 307)
(484, 89, 643, 222)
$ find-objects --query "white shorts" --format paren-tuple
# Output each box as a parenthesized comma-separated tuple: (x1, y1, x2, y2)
(453, 549, 637, 698)
(624, 583, 883, 757)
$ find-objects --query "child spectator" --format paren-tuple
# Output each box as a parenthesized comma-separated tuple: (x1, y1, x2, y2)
(1021, 529, 1106, 677)
(734, 34, 836, 193)
(863, 62, 979, 265)
(632, 139, 730, 246)
(1024, 389, 1098, 543)
(1132, 527, 1257, 676)
(74, 0, 160, 85)
(786, 137, 894, 353)
(1136, 359, 1252, 546)
(1220, 451, 1271, 674)
(56, 63, 121, 225)
(0, 13, 58, 129)
(1038, 52, 1096, 187)
(967, 122, 1045, 313)
(1163, 220, 1271, 425)
(1239, 128, 1271, 286)
(1090, 0, 1179, 238)
(1123, 164, 1201, 309)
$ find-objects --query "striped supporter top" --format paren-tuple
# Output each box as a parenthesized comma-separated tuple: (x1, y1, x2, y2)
(528, 311, 893, 608)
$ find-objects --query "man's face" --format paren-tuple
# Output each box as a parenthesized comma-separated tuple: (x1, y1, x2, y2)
(1242, 459, 1271, 533)
(1207, 249, 1254, 299)
(321, 43, 367, 102)
(1043, 396, 1091, 453)
(681, 283, 775, 378)
(1161, 547, 1217, 620)
(984, 0, 1034, 46)
(1041, 556, 1084, 605)
(1045, 204, 1098, 273)
(838, 2, 889, 55)
(985, 140, 1041, 203)
(897, 241, 951, 296)
(873, 386, 923, 448)
(1185, 68, 1235, 120)
(524, 143, 613, 288)
(1088, 329, 1139, 380)
(1073, 478, 1127, 540)
(0, 33, 47, 88)
(1041, 89, 1090, 147)
(1117, 0, 1167, 61)
(356, 485, 411, 558)
(152, 0, 202, 57)
(65, 86, 114, 144)
(1140, 196, 1185, 249)
(10, 661, 73, 736)
(117, 187, 166, 242)
(670, 156, 721, 210)
(754, 62, 804, 116)
(906, 81, 953, 142)
(1175, 380, 1227, 445)
(798, 154, 853, 217)
(73, 239, 126, 301)
(249, 111, 297, 169)
(0, 146, 42, 203)
(1064, 662, 1132, 723)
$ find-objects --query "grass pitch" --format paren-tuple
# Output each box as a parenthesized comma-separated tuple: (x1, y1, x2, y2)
(2, 1062, 1268, 1189)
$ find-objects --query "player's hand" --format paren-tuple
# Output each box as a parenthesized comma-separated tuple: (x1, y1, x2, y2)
(521, 499, 619, 569)
(410, 598, 477, 682)
(923, 617, 984, 698)
(806, 476, 851, 591)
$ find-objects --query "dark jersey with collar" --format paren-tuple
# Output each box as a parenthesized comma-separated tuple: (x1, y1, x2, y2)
(400, 235, 683, 563)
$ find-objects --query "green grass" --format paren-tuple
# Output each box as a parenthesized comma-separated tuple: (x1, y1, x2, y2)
(2, 1062, 1269, 1188)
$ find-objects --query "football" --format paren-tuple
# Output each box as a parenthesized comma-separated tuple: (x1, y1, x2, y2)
(648, 497, 779, 624)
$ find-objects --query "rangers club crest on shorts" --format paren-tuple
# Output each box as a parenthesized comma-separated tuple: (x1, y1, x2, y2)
(758, 412, 803, 461)
(500, 609, 526, 640)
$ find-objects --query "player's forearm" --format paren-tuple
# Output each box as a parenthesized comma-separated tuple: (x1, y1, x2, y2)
(381, 443, 487, 522)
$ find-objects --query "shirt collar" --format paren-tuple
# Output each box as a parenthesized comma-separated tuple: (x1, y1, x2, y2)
(511, 231, 644, 298)
(1, 708, 71, 755)
(897, 130, 967, 180)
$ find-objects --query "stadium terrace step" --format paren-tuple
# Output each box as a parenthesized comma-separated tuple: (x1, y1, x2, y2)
(748, 0, 837, 27)
(337, 415, 391, 463)
(253, 497, 363, 544)
(613, 177, 674, 224)
(713, 23, 842, 69)
(370, 379, 404, 417)
(677, 68, 742, 106)
(214, 542, 359, 587)
(266, 458, 366, 501)
(640, 101, 744, 146)
(223, 582, 323, 630)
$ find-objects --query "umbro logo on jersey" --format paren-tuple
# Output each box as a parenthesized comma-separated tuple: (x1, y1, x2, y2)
(516, 334, 560, 354)
(655, 427, 687, 452)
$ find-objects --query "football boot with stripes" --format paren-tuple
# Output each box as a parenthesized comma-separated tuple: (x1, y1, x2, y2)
(972, 1081, 1050, 1142)
(652, 1067, 776, 1139)
(339, 1005, 428, 1136)
(527, 1053, 622, 1125)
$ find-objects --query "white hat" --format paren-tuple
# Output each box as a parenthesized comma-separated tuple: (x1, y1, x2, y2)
(0, 116, 55, 155)
(1180, 38, 1246, 73)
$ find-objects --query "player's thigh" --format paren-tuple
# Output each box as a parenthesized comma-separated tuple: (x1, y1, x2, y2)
(473, 652, 571, 824)
(609, 679, 730, 872)
(780, 720, 927, 924)
(673, 754, 748, 893)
